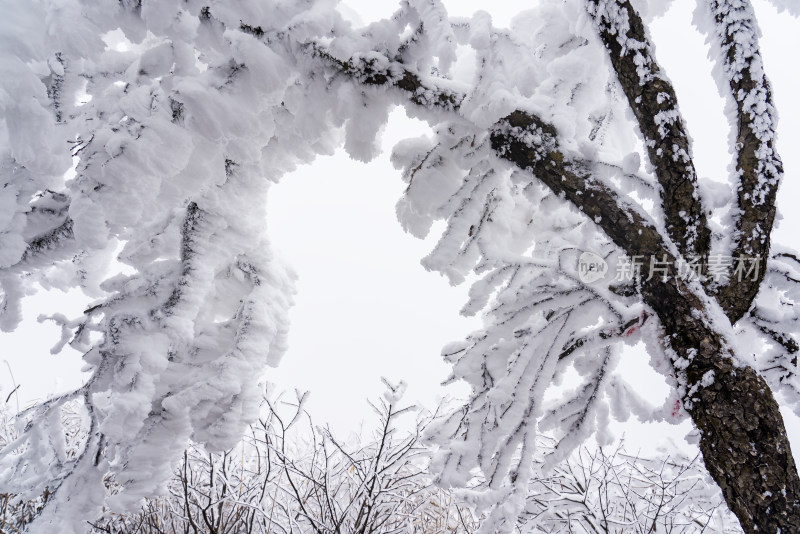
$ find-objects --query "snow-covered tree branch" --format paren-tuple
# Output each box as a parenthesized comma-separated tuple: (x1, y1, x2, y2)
(587, 0, 711, 262)
(0, 0, 798, 532)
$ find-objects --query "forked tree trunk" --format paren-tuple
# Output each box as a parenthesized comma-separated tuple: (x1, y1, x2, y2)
(490, 111, 800, 533)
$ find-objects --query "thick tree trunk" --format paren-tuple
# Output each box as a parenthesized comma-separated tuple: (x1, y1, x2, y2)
(687, 355, 800, 532)
(583, 1, 799, 528)
(641, 278, 800, 533)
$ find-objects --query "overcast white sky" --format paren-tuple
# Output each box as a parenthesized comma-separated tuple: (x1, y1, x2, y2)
(2, 0, 799, 454)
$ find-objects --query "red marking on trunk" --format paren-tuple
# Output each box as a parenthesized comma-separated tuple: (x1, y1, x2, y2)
(671, 399, 682, 417)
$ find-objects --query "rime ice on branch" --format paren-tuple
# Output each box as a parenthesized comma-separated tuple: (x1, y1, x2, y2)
(1, 0, 799, 532)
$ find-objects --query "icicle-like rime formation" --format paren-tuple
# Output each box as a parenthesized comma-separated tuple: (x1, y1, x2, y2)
(746, 250, 800, 407)
(493, 106, 800, 531)
(393, 112, 650, 533)
(488, 109, 800, 532)
(411, 152, 644, 534)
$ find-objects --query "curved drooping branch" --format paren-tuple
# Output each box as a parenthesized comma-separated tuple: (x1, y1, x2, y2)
(239, 14, 672, 269)
(294, 47, 669, 261)
(585, 0, 711, 262)
(489, 112, 667, 259)
(699, 0, 784, 323)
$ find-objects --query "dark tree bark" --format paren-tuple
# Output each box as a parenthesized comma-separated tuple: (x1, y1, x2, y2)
(582, 2, 799, 530)
(490, 75, 800, 534)
(586, 0, 711, 263)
